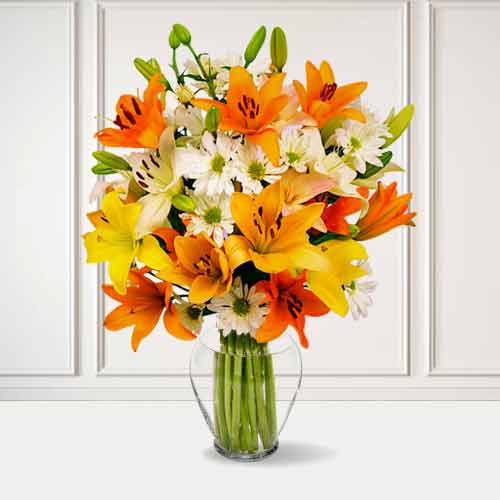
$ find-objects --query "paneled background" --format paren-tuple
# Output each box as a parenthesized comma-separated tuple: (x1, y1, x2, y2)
(1, 0, 499, 400)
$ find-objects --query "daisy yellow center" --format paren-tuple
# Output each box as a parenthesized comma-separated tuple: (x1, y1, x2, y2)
(286, 151, 301, 164)
(211, 153, 226, 173)
(233, 297, 250, 317)
(204, 206, 222, 224)
(350, 137, 362, 150)
(247, 161, 266, 180)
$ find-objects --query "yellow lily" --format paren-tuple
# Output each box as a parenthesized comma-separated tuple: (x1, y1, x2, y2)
(307, 240, 368, 316)
(83, 190, 164, 294)
(224, 181, 329, 274)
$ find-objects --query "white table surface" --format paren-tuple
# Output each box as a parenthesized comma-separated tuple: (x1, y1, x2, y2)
(1, 401, 499, 500)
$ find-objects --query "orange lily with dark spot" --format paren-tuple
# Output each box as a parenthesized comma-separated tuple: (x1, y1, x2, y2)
(192, 66, 288, 165)
(96, 74, 166, 149)
(256, 271, 329, 348)
(293, 60, 367, 127)
(154, 233, 232, 304)
(356, 182, 416, 240)
(103, 269, 196, 352)
(322, 197, 364, 235)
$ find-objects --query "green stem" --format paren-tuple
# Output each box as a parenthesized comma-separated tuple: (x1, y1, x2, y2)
(239, 337, 253, 452)
(244, 336, 258, 451)
(252, 341, 272, 449)
(187, 44, 216, 98)
(263, 345, 277, 441)
(230, 334, 243, 451)
(223, 334, 232, 437)
(214, 351, 230, 449)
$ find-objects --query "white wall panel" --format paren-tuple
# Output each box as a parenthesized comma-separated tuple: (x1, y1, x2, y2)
(1, 0, 500, 399)
(0, 2, 76, 375)
(98, 0, 410, 376)
(430, 2, 500, 375)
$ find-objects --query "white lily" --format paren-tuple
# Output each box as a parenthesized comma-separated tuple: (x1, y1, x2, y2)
(126, 127, 183, 238)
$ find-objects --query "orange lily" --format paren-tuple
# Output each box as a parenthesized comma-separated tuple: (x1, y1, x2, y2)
(192, 67, 288, 165)
(224, 180, 329, 274)
(293, 60, 367, 127)
(322, 196, 364, 235)
(356, 182, 416, 240)
(96, 74, 166, 148)
(154, 233, 232, 304)
(103, 269, 196, 352)
(256, 271, 329, 348)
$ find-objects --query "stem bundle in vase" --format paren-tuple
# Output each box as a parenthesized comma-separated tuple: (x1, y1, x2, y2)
(214, 332, 277, 454)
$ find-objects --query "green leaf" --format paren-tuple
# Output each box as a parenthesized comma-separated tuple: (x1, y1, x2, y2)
(357, 151, 393, 179)
(383, 104, 414, 148)
(92, 151, 131, 171)
(310, 232, 351, 245)
(91, 163, 115, 175)
(167, 207, 186, 234)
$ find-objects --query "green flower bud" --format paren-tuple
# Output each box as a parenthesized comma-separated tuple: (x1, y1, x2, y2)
(148, 58, 161, 73)
(244, 26, 266, 67)
(134, 57, 156, 80)
(91, 163, 115, 175)
(92, 151, 131, 171)
(133, 57, 171, 91)
(171, 193, 196, 212)
(169, 29, 181, 49)
(270, 27, 287, 72)
(205, 106, 221, 133)
(172, 23, 191, 45)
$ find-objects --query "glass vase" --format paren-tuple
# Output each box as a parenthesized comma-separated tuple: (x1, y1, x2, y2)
(190, 327, 302, 461)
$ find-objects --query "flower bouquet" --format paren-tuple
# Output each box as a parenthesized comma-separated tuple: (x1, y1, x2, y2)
(83, 23, 415, 460)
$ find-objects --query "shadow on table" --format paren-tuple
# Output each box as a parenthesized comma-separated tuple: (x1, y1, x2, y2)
(202, 441, 337, 466)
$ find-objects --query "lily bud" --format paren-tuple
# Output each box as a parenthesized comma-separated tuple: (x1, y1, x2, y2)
(134, 57, 156, 80)
(92, 151, 131, 171)
(383, 104, 415, 148)
(270, 27, 287, 72)
(168, 29, 180, 49)
(148, 58, 161, 73)
(91, 163, 115, 175)
(205, 106, 221, 133)
(172, 23, 191, 45)
(172, 193, 196, 212)
(175, 84, 195, 104)
(134, 57, 171, 90)
(244, 26, 266, 67)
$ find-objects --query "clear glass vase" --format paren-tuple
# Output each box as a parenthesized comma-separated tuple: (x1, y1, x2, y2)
(190, 327, 302, 461)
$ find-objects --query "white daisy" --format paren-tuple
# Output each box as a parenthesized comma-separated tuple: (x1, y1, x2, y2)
(329, 108, 389, 174)
(233, 142, 287, 194)
(180, 192, 233, 247)
(280, 126, 325, 172)
(174, 298, 204, 334)
(208, 278, 268, 337)
(176, 131, 238, 197)
(346, 261, 377, 320)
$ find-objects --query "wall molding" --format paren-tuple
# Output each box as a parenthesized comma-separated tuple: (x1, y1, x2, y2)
(94, 0, 412, 378)
(0, 0, 78, 377)
(427, 0, 500, 376)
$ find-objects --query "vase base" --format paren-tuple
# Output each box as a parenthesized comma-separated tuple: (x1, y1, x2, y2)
(213, 440, 279, 461)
